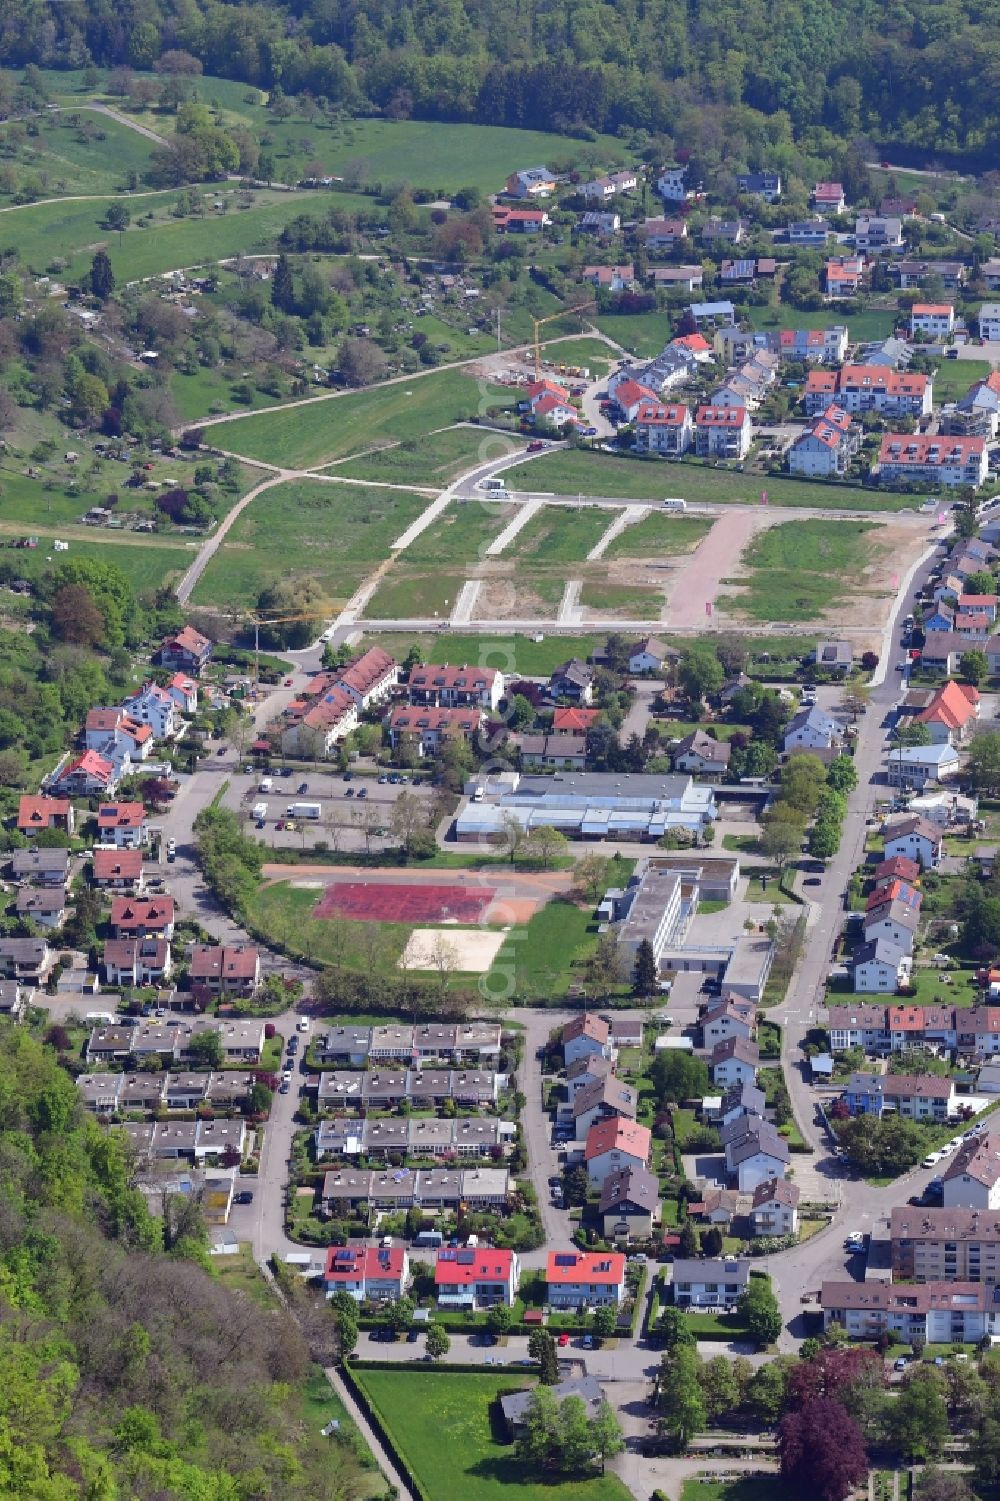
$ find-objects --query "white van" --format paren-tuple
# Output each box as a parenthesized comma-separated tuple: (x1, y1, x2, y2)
(481, 476, 506, 492)
(662, 497, 687, 511)
(259, 776, 274, 793)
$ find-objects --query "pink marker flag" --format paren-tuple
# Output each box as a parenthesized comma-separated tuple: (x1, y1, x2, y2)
(705, 601, 713, 617)
(760, 490, 768, 505)
(891, 573, 899, 588)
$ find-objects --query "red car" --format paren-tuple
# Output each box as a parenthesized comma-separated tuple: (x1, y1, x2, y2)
(527, 440, 545, 452)
(557, 1333, 570, 1347)
(284, 677, 294, 686)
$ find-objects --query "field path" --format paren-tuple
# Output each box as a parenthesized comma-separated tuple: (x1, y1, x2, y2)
(665, 509, 778, 628)
(587, 503, 648, 560)
(175, 467, 290, 604)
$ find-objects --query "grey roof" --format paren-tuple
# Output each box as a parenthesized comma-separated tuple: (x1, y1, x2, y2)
(850, 937, 908, 969)
(501, 1376, 604, 1429)
(599, 1164, 660, 1215)
(669, 1257, 750, 1286)
(722, 1082, 766, 1116)
(573, 1075, 639, 1120)
(729, 1129, 790, 1167)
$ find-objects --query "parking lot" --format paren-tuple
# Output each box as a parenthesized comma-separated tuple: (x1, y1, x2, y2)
(218, 767, 440, 853)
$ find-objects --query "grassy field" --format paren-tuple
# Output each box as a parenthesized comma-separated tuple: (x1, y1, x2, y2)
(355, 631, 609, 676)
(362, 569, 468, 620)
(247, 880, 413, 970)
(749, 304, 898, 342)
(508, 506, 615, 563)
(3, 186, 351, 278)
(190, 480, 428, 607)
(579, 581, 664, 616)
(398, 501, 516, 565)
(679, 1477, 786, 1501)
(206, 368, 513, 469)
(501, 449, 913, 511)
(603, 511, 714, 559)
(332, 428, 526, 486)
(595, 313, 678, 360)
(0, 531, 191, 596)
(930, 357, 992, 403)
(486, 896, 604, 999)
(719, 518, 880, 622)
(0, 110, 156, 200)
(351, 1367, 632, 1501)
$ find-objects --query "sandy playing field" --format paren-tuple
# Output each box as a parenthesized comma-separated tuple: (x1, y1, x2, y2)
(400, 926, 509, 972)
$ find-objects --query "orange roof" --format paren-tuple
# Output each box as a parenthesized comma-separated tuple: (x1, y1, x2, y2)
(546, 1250, 626, 1286)
(563, 1012, 610, 1046)
(673, 333, 712, 352)
(585, 1117, 651, 1161)
(916, 679, 980, 731)
(553, 707, 600, 733)
(17, 794, 70, 829)
(888, 1005, 924, 1032)
(912, 303, 953, 315)
(97, 802, 145, 829)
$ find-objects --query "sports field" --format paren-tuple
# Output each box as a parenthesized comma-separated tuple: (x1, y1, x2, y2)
(313, 879, 496, 925)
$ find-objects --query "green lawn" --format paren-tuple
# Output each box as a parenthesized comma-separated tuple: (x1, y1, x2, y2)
(206, 368, 513, 470)
(350, 1367, 632, 1501)
(398, 501, 517, 566)
(595, 313, 679, 360)
(247, 880, 414, 971)
(748, 304, 897, 342)
(718, 517, 882, 623)
(362, 569, 468, 620)
(486, 896, 602, 1000)
(355, 631, 609, 677)
(895, 967, 981, 1008)
(332, 428, 526, 487)
(0, 532, 191, 596)
(3, 187, 353, 279)
(578, 581, 664, 617)
(0, 110, 156, 201)
(190, 480, 428, 608)
(679, 1477, 786, 1501)
(603, 511, 714, 559)
(508, 506, 615, 563)
(930, 358, 991, 403)
(502, 449, 914, 511)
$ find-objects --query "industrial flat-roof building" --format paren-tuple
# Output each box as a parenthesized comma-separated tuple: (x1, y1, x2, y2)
(454, 772, 716, 842)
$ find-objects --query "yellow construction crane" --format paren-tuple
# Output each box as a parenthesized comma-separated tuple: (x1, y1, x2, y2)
(531, 299, 597, 379)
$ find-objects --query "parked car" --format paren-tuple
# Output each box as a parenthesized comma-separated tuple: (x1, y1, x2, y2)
(234, 1190, 254, 1205)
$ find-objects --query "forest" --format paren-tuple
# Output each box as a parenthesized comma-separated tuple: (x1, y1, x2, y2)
(0, 0, 998, 157)
(0, 1029, 373, 1500)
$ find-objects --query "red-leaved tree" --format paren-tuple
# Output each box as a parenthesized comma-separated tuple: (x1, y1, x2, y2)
(778, 1397, 869, 1501)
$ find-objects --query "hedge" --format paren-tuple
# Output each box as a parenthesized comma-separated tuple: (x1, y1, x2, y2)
(340, 1360, 428, 1501)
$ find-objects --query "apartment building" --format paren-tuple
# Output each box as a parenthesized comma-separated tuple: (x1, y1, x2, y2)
(890, 1206, 1000, 1283)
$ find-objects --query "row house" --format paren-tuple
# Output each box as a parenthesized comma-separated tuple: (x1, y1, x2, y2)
(78, 1069, 241, 1114)
(891, 1205, 1000, 1283)
(387, 706, 482, 757)
(320, 1167, 510, 1217)
(694, 404, 752, 460)
(821, 1280, 1000, 1344)
(319, 1021, 501, 1066)
(0, 937, 51, 982)
(103, 938, 172, 986)
(189, 943, 261, 996)
(633, 401, 693, 455)
(842, 1071, 955, 1121)
(407, 663, 502, 711)
(315, 1114, 512, 1159)
(333, 646, 398, 709)
(281, 687, 358, 758)
(825, 1003, 891, 1052)
(803, 365, 932, 418)
(788, 404, 859, 478)
(316, 1068, 500, 1111)
(546, 1250, 626, 1308)
(878, 433, 989, 489)
(957, 1009, 1000, 1058)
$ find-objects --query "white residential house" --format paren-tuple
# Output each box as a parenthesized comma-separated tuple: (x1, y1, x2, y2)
(849, 938, 911, 993)
(726, 1124, 790, 1191)
(882, 815, 943, 869)
(670, 1258, 750, 1309)
(980, 305, 1000, 342)
(943, 1138, 1000, 1210)
(783, 706, 840, 753)
(710, 1037, 759, 1089)
(633, 402, 693, 455)
(788, 405, 858, 478)
(911, 304, 955, 339)
(546, 1250, 627, 1308)
(855, 216, 904, 252)
(749, 1179, 800, 1237)
(657, 165, 690, 201)
(122, 682, 178, 741)
(562, 1012, 614, 1067)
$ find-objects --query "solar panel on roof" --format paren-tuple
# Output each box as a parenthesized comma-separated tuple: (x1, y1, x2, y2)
(457, 1250, 476, 1264)
(554, 1253, 576, 1266)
